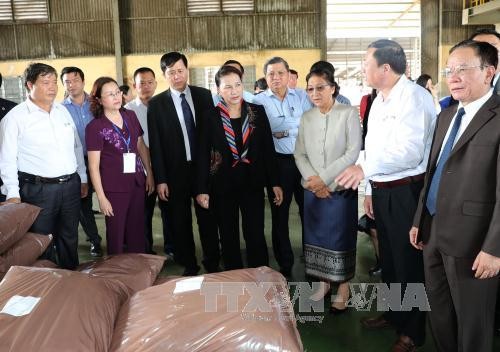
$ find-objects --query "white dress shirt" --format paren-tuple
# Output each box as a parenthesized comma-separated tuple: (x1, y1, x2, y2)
(359, 75, 436, 195)
(294, 103, 361, 191)
(0, 98, 87, 199)
(170, 86, 196, 161)
(437, 90, 493, 162)
(125, 97, 149, 147)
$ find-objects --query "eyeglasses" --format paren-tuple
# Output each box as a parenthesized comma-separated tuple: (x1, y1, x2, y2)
(306, 84, 332, 93)
(166, 69, 186, 77)
(102, 90, 123, 99)
(442, 65, 484, 78)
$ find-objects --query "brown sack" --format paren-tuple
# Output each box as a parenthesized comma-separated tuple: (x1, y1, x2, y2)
(0, 233, 52, 278)
(0, 203, 41, 254)
(153, 275, 180, 286)
(78, 253, 166, 294)
(110, 266, 303, 352)
(30, 259, 58, 269)
(0, 266, 129, 352)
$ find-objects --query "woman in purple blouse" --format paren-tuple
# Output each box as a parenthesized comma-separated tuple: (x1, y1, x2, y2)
(86, 77, 154, 254)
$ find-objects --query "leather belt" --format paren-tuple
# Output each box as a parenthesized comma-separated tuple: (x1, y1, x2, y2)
(369, 173, 425, 189)
(19, 172, 76, 184)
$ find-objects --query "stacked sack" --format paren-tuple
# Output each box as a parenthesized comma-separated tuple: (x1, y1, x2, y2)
(0, 203, 53, 279)
(0, 253, 166, 352)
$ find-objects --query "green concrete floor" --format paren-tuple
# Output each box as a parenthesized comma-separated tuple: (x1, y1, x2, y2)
(78, 194, 500, 352)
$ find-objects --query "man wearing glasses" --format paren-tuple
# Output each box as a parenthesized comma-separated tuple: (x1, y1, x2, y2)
(147, 52, 220, 276)
(253, 57, 312, 277)
(410, 40, 500, 352)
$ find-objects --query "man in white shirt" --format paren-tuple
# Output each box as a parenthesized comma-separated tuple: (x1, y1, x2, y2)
(125, 67, 174, 257)
(336, 40, 436, 351)
(0, 63, 87, 269)
(411, 40, 500, 352)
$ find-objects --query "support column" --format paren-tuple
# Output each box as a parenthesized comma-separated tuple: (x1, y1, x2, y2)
(420, 0, 439, 81)
(319, 0, 327, 61)
(112, 0, 123, 85)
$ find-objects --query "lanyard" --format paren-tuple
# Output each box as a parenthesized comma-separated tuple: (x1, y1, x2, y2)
(111, 118, 131, 152)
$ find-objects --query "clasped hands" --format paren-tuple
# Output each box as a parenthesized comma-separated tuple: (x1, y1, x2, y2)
(305, 175, 330, 198)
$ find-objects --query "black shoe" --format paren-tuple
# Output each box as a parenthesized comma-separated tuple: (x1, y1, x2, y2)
(368, 264, 381, 276)
(164, 251, 175, 261)
(329, 306, 349, 315)
(279, 267, 292, 278)
(90, 242, 102, 257)
(182, 265, 201, 276)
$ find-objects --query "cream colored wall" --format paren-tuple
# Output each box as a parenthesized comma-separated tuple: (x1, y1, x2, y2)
(0, 57, 116, 101)
(125, 49, 321, 94)
(0, 49, 320, 101)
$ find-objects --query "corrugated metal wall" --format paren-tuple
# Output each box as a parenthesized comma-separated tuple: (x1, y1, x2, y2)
(0, 0, 320, 60)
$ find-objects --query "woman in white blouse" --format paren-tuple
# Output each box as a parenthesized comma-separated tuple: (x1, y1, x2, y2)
(294, 66, 361, 313)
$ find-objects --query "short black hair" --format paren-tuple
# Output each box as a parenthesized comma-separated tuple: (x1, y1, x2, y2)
(24, 63, 57, 90)
(223, 60, 244, 75)
(119, 84, 130, 95)
(415, 74, 432, 90)
(133, 67, 155, 82)
(160, 52, 188, 74)
(254, 77, 267, 91)
(450, 40, 498, 72)
(289, 69, 298, 76)
(263, 57, 289, 75)
(60, 66, 84, 82)
(215, 65, 242, 88)
(367, 39, 407, 75)
(310, 61, 335, 75)
(469, 28, 500, 41)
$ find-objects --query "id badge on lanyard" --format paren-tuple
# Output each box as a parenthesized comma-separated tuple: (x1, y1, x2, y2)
(112, 119, 136, 174)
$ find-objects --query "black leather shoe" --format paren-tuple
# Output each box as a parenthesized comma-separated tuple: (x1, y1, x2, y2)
(329, 306, 348, 315)
(368, 264, 382, 276)
(279, 267, 292, 278)
(182, 265, 201, 276)
(360, 315, 391, 329)
(90, 242, 102, 257)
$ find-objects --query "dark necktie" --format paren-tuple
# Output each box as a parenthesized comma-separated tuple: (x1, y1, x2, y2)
(180, 93, 196, 159)
(426, 107, 466, 216)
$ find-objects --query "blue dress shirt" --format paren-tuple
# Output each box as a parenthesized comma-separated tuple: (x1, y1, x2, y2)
(253, 88, 312, 154)
(62, 95, 94, 155)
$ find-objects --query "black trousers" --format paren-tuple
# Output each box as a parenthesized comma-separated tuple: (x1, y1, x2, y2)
(267, 153, 304, 272)
(145, 191, 174, 253)
(19, 173, 81, 269)
(424, 218, 499, 352)
(213, 188, 269, 270)
(372, 181, 426, 346)
(164, 164, 220, 273)
(79, 159, 101, 244)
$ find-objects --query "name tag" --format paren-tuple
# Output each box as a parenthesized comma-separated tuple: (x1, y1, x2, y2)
(123, 153, 136, 173)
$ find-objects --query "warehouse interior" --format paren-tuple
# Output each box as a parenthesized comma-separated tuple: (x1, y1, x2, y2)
(1, 0, 500, 351)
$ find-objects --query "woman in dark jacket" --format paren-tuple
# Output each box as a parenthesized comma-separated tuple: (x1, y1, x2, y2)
(196, 65, 283, 270)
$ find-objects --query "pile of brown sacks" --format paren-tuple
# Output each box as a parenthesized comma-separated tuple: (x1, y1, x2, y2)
(0, 203, 55, 279)
(0, 203, 303, 352)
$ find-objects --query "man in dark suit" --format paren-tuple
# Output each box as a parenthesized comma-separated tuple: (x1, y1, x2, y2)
(410, 40, 500, 352)
(147, 52, 220, 276)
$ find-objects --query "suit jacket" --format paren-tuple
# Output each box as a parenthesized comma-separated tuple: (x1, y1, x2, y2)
(147, 85, 214, 197)
(196, 102, 279, 195)
(413, 94, 500, 258)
